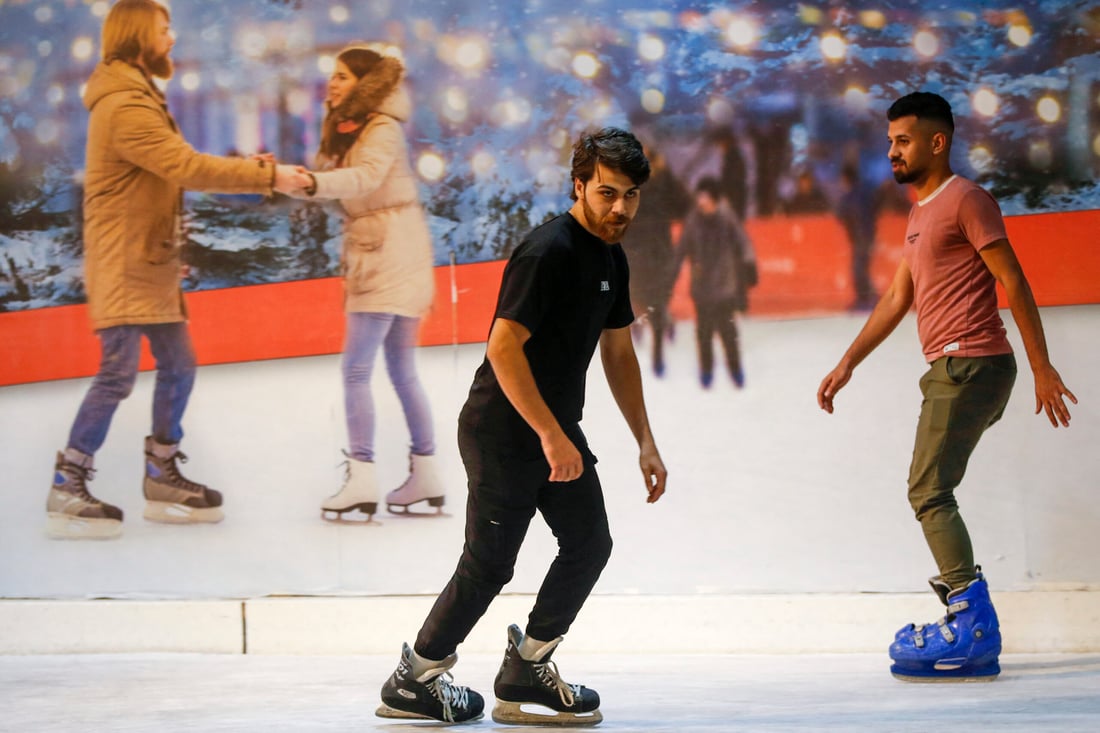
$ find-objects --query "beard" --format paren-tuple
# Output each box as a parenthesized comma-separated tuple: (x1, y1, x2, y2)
(891, 160, 918, 184)
(142, 48, 173, 80)
(581, 196, 632, 243)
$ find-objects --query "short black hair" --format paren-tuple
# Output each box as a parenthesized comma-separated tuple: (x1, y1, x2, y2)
(569, 127, 651, 201)
(886, 91, 954, 133)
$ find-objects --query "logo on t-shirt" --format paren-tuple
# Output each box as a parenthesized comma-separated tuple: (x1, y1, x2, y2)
(907, 232, 920, 245)
(600, 280, 610, 292)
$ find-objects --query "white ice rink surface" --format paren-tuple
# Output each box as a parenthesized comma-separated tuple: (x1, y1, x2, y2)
(2, 652, 1099, 732)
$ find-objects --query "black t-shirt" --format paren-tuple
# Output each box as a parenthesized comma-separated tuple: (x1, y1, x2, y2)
(461, 213, 634, 453)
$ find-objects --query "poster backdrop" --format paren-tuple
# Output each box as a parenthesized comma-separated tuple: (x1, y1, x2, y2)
(1, 1, 1099, 385)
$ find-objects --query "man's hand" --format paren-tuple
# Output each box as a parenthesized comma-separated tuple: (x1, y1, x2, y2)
(274, 164, 311, 194)
(817, 362, 853, 414)
(1033, 364, 1077, 428)
(542, 430, 584, 482)
(640, 447, 667, 504)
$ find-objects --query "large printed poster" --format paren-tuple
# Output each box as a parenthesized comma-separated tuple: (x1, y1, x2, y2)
(0, 1, 1098, 600)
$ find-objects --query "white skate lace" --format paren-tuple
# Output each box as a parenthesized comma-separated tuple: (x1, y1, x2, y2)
(426, 671, 470, 724)
(534, 660, 580, 708)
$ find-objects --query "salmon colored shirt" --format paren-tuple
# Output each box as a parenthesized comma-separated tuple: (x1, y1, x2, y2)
(903, 175, 1012, 363)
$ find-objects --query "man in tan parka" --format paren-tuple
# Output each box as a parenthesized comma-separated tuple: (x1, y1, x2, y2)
(46, 0, 310, 539)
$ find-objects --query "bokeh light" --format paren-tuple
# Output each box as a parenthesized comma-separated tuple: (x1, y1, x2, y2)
(820, 33, 846, 61)
(34, 5, 54, 23)
(90, 1, 110, 18)
(640, 88, 665, 114)
(442, 86, 469, 123)
(71, 37, 95, 62)
(35, 119, 60, 145)
(180, 71, 201, 92)
(329, 5, 349, 24)
(968, 145, 994, 175)
(842, 86, 869, 113)
(1036, 96, 1061, 123)
(638, 34, 665, 62)
(914, 30, 939, 58)
(471, 151, 495, 177)
(416, 151, 445, 181)
(317, 54, 335, 75)
(725, 18, 757, 49)
(572, 52, 600, 79)
(454, 39, 488, 71)
(972, 88, 999, 117)
(37, 40, 52, 58)
(1007, 24, 1031, 47)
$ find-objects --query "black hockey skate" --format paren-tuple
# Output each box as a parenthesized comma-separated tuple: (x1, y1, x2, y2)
(492, 624, 602, 726)
(377, 642, 484, 724)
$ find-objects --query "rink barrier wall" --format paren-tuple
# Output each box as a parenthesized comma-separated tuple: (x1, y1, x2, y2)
(2, 209, 1098, 387)
(1, 591, 1098, 655)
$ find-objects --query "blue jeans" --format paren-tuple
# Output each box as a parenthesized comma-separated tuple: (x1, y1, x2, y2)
(343, 312, 435, 462)
(68, 323, 197, 456)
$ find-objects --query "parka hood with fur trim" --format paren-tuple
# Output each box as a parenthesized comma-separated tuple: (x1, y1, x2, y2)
(330, 54, 409, 123)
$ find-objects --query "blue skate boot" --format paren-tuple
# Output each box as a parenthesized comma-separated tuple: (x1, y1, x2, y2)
(889, 569, 1001, 682)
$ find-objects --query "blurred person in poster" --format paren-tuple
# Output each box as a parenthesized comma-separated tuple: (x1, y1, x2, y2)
(47, 0, 309, 540)
(835, 163, 878, 311)
(292, 44, 442, 521)
(817, 92, 1077, 682)
(783, 168, 831, 214)
(621, 146, 691, 377)
(674, 177, 757, 389)
(376, 128, 666, 725)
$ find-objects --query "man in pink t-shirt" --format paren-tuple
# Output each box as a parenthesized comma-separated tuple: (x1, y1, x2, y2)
(817, 92, 1076, 683)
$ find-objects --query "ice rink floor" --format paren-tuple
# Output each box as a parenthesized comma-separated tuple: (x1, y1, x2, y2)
(2, 652, 1099, 731)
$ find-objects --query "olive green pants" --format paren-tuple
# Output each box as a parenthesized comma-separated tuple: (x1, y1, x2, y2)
(907, 354, 1017, 591)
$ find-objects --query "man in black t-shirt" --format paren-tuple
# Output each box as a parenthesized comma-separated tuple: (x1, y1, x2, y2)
(378, 128, 668, 726)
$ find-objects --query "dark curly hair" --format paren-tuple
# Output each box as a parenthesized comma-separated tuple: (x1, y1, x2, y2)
(569, 127, 650, 201)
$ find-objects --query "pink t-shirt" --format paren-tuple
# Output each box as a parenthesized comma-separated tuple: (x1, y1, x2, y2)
(903, 176, 1012, 363)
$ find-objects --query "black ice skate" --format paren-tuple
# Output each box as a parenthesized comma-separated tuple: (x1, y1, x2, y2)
(492, 624, 602, 727)
(376, 642, 484, 724)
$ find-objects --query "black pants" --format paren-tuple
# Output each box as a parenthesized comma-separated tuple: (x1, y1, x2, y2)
(414, 421, 613, 660)
(695, 298, 741, 379)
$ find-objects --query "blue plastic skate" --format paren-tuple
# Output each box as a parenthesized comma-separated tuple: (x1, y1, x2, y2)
(889, 570, 1001, 682)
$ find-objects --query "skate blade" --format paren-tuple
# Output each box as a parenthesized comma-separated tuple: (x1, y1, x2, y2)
(890, 664, 1000, 683)
(144, 502, 224, 524)
(46, 514, 122, 540)
(375, 703, 483, 724)
(321, 510, 381, 526)
(492, 700, 603, 727)
(386, 505, 450, 518)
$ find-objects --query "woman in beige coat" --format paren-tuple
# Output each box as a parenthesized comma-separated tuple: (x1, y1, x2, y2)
(301, 45, 443, 521)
